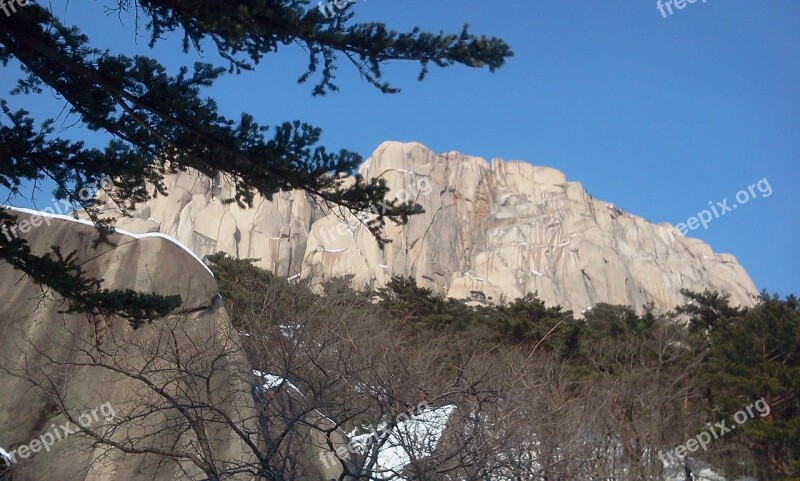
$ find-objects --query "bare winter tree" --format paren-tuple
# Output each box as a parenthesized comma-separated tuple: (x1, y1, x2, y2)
(2, 255, 717, 481)
(2, 310, 266, 480)
(1, 275, 547, 480)
(230, 275, 548, 481)
(565, 308, 708, 481)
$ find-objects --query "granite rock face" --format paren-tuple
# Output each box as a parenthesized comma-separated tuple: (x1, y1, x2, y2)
(0, 210, 353, 480)
(0, 211, 256, 480)
(99, 141, 757, 313)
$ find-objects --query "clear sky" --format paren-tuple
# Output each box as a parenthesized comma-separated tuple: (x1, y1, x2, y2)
(2, 0, 798, 296)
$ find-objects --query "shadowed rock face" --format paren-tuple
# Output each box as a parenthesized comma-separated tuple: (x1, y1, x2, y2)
(0, 211, 253, 480)
(96, 141, 757, 313)
(0, 211, 352, 481)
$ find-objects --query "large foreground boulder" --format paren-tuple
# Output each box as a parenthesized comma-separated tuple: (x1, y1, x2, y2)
(0, 209, 351, 480)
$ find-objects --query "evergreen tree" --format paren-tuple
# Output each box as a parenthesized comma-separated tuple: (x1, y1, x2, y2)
(684, 291, 800, 480)
(0, 1, 511, 325)
(494, 292, 578, 356)
(676, 288, 746, 333)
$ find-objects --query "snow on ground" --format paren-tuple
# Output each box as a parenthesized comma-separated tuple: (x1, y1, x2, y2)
(0, 446, 13, 466)
(351, 404, 455, 480)
(252, 370, 303, 396)
(1, 206, 214, 278)
(661, 453, 744, 481)
(249, 372, 458, 481)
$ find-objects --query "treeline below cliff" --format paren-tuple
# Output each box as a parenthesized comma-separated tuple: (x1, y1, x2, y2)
(208, 253, 799, 481)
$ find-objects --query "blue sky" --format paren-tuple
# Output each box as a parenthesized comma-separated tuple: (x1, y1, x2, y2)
(2, 0, 798, 295)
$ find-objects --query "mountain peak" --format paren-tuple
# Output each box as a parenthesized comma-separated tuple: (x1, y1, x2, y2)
(92, 142, 757, 313)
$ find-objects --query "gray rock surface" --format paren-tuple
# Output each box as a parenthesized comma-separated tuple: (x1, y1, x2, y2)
(0, 210, 352, 480)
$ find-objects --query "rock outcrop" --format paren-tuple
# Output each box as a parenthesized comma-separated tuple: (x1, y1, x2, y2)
(96, 141, 757, 313)
(0, 210, 256, 480)
(0, 209, 351, 480)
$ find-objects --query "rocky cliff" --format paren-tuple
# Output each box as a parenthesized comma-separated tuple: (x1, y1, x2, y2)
(97, 141, 757, 313)
(0, 210, 350, 480)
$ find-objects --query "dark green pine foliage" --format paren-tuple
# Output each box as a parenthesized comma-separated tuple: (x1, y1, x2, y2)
(377, 276, 479, 331)
(0, 210, 181, 330)
(204, 252, 317, 325)
(676, 288, 747, 333)
(493, 293, 579, 356)
(377, 277, 580, 355)
(0, 1, 512, 327)
(684, 291, 800, 480)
